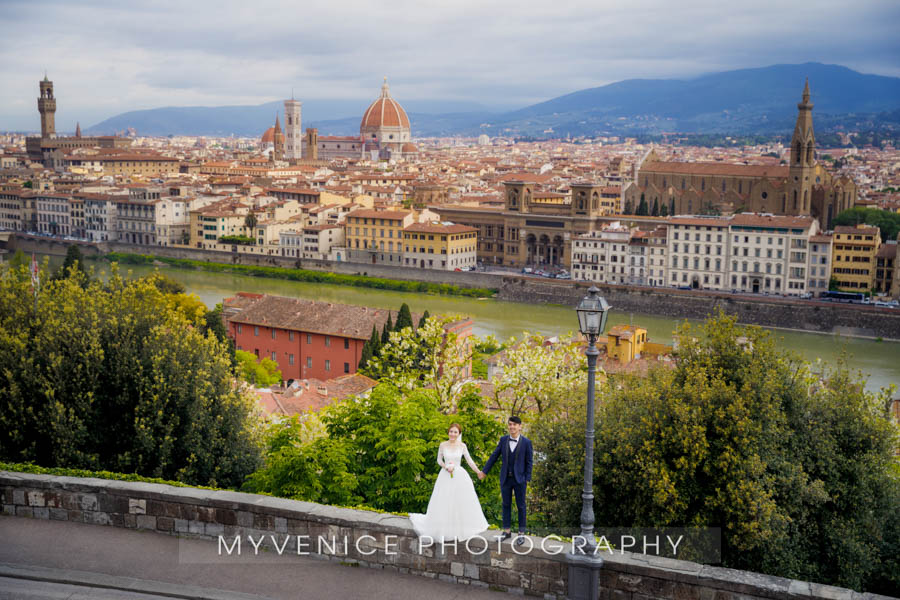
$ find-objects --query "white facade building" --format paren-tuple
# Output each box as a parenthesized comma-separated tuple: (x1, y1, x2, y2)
(571, 222, 633, 284)
(667, 216, 730, 291)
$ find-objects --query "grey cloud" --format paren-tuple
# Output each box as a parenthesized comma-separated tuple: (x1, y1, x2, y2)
(1, 0, 898, 131)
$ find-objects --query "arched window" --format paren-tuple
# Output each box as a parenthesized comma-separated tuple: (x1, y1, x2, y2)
(796, 142, 802, 163)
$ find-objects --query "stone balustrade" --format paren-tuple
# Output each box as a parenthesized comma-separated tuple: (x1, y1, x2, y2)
(2, 471, 891, 600)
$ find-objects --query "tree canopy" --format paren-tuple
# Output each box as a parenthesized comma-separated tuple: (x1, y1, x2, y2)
(0, 262, 262, 488)
(530, 313, 899, 594)
(833, 206, 900, 242)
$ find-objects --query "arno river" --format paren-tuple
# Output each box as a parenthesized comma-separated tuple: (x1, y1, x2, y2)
(80, 259, 900, 393)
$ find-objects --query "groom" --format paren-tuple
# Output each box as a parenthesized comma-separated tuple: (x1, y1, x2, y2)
(479, 415, 533, 545)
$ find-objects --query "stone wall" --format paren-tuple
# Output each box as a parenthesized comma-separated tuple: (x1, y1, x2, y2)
(1, 471, 888, 600)
(498, 277, 900, 340)
(5, 235, 499, 291)
(7, 234, 900, 339)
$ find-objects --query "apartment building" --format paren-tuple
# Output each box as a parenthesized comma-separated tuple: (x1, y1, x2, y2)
(728, 214, 818, 295)
(402, 222, 478, 270)
(667, 216, 730, 291)
(35, 192, 72, 236)
(345, 209, 414, 265)
(831, 225, 881, 292)
(808, 234, 833, 295)
(571, 222, 633, 284)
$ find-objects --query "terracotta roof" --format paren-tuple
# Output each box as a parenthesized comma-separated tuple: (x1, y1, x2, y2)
(360, 79, 410, 130)
(876, 244, 896, 258)
(404, 222, 477, 234)
(641, 161, 788, 179)
(346, 209, 411, 220)
(809, 234, 833, 243)
(730, 213, 815, 229)
(270, 374, 379, 416)
(225, 294, 401, 340)
(667, 216, 731, 227)
(834, 225, 879, 235)
(261, 127, 275, 144)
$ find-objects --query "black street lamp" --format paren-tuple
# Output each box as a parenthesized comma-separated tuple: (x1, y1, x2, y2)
(567, 285, 610, 600)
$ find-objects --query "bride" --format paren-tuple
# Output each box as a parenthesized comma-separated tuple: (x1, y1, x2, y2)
(409, 423, 489, 541)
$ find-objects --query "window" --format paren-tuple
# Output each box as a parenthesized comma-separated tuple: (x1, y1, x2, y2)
(237, 324, 242, 334)
(289, 354, 294, 365)
(344, 362, 350, 373)
(289, 331, 294, 341)
(254, 326, 259, 336)
(306, 357, 312, 368)
(325, 336, 330, 347)
(271, 329, 276, 339)
(307, 334, 312, 344)
(271, 351, 276, 361)
(325, 360, 331, 371)
(344, 338, 350, 349)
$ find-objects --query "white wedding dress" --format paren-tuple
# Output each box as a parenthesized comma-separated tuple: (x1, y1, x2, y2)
(409, 442, 489, 541)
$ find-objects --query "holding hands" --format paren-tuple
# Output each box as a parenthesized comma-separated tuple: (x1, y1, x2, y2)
(477, 471, 485, 480)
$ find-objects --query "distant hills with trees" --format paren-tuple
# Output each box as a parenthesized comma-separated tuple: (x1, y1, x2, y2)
(86, 63, 900, 140)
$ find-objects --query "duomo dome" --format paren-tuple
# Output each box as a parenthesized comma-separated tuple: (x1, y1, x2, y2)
(361, 78, 413, 158)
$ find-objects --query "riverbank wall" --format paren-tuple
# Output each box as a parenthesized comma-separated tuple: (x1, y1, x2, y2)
(498, 277, 900, 340)
(8, 234, 900, 340)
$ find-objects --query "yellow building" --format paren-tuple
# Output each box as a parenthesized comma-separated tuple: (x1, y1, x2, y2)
(345, 208, 414, 265)
(402, 222, 478, 270)
(832, 225, 881, 292)
(605, 325, 648, 363)
(189, 204, 250, 249)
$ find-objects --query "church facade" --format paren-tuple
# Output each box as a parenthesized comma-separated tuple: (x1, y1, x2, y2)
(623, 82, 856, 230)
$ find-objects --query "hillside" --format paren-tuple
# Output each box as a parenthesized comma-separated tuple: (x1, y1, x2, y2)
(86, 63, 900, 138)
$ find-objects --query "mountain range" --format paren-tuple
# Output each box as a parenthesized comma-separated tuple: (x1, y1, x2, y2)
(86, 63, 900, 139)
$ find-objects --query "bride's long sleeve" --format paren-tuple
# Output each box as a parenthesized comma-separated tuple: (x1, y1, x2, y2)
(436, 444, 445, 468)
(462, 444, 479, 472)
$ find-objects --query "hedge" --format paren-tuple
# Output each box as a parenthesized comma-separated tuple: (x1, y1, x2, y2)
(105, 252, 497, 298)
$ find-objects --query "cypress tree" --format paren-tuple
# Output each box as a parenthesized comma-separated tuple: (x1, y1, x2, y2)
(395, 303, 413, 331)
(651, 198, 659, 216)
(418, 310, 430, 329)
(358, 342, 372, 370)
(369, 325, 381, 355)
(381, 315, 392, 345)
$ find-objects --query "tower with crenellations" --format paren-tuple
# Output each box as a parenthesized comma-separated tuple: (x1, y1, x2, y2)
(38, 74, 56, 139)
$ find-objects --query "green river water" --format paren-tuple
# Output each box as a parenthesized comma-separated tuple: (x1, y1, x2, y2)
(69, 258, 900, 393)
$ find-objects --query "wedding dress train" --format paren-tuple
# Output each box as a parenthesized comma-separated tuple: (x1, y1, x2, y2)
(409, 443, 489, 541)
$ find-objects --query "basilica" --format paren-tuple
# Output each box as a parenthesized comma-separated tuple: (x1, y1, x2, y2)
(623, 82, 857, 230)
(261, 78, 418, 162)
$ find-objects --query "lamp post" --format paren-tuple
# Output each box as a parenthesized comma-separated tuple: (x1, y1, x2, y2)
(568, 285, 610, 600)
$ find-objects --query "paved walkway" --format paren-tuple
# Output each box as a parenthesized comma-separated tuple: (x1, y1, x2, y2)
(0, 517, 504, 600)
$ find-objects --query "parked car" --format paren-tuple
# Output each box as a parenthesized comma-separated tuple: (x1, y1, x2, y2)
(521, 267, 533, 274)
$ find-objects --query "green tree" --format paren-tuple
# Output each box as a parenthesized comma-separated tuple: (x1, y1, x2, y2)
(530, 313, 900, 593)
(381, 314, 393, 345)
(364, 316, 473, 411)
(417, 310, 430, 329)
(395, 303, 413, 331)
(243, 213, 258, 236)
(660, 202, 669, 217)
(235, 350, 282, 387)
(651, 198, 659, 216)
(833, 206, 900, 242)
(0, 263, 262, 488)
(244, 383, 505, 520)
(636, 194, 649, 216)
(59, 244, 86, 278)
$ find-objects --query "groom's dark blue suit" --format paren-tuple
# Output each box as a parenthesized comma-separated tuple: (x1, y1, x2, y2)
(483, 435, 533, 533)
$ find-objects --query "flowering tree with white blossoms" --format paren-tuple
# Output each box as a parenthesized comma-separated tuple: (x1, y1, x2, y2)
(492, 333, 586, 415)
(364, 316, 473, 412)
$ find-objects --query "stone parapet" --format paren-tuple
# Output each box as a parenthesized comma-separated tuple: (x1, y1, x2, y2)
(1, 471, 890, 600)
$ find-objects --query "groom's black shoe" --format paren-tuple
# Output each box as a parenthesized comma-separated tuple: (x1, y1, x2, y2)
(498, 531, 512, 542)
(515, 534, 526, 546)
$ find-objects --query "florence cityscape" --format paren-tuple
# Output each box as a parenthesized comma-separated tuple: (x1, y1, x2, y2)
(0, 1, 899, 599)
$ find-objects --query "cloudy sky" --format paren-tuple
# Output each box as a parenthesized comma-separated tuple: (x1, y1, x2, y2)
(2, 0, 898, 132)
